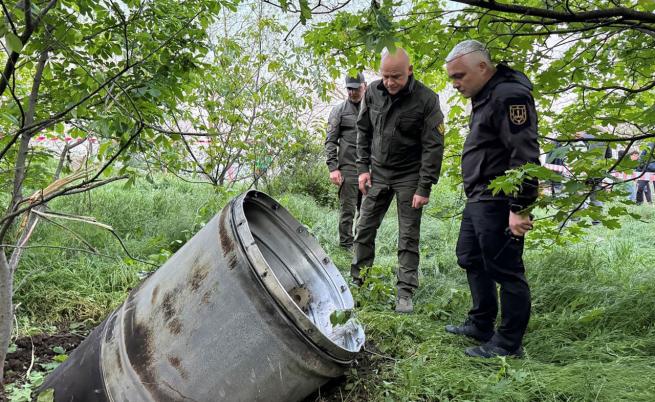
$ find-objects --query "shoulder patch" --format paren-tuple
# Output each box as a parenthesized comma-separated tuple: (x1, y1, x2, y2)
(509, 105, 527, 125)
(505, 96, 530, 134)
(437, 122, 445, 136)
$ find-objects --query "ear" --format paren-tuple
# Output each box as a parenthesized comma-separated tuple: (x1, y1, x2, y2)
(408, 64, 414, 75)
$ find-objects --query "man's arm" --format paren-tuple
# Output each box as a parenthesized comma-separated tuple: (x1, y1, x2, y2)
(356, 90, 373, 174)
(494, 86, 541, 210)
(325, 105, 342, 173)
(415, 94, 445, 198)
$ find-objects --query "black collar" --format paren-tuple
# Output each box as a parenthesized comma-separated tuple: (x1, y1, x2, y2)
(473, 66, 502, 103)
(472, 64, 533, 108)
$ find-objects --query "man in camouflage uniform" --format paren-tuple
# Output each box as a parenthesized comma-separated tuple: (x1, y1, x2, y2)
(325, 73, 366, 250)
(352, 49, 445, 313)
(444, 40, 540, 358)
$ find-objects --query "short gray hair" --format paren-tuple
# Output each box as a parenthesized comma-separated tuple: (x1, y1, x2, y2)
(445, 40, 491, 64)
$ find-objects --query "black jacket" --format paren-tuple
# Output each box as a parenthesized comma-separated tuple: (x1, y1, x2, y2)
(462, 64, 540, 208)
(357, 75, 444, 197)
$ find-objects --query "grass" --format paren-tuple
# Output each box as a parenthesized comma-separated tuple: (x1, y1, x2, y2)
(12, 177, 237, 331)
(280, 184, 655, 401)
(8, 175, 655, 401)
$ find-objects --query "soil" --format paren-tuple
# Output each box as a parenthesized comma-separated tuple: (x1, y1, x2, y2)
(302, 341, 382, 402)
(2, 332, 85, 400)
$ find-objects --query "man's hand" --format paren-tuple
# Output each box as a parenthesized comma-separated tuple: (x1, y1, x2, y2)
(412, 194, 429, 209)
(358, 173, 372, 195)
(509, 211, 533, 236)
(329, 169, 343, 186)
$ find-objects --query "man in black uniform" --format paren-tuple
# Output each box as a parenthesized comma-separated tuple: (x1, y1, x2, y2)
(352, 48, 445, 313)
(444, 40, 540, 357)
(325, 73, 366, 250)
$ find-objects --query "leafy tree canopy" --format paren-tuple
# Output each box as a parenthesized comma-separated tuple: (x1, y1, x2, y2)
(303, 0, 655, 244)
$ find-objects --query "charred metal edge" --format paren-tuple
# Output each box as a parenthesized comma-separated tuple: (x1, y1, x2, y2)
(230, 190, 358, 365)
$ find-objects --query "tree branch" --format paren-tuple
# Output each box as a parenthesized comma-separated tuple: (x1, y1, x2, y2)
(0, 0, 18, 36)
(0, 175, 128, 237)
(453, 0, 655, 24)
(0, 0, 57, 98)
(547, 79, 655, 94)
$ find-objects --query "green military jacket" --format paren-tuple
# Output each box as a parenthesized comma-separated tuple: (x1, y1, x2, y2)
(325, 100, 361, 177)
(357, 75, 444, 197)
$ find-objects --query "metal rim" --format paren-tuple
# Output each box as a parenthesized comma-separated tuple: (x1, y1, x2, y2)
(230, 190, 364, 362)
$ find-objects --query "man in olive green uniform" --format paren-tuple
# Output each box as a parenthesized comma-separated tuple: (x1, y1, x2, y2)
(325, 73, 366, 249)
(352, 49, 445, 313)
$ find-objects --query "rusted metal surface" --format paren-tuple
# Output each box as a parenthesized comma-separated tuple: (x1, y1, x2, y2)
(37, 190, 364, 401)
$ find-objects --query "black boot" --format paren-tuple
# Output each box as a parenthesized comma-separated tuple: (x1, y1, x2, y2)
(445, 318, 494, 343)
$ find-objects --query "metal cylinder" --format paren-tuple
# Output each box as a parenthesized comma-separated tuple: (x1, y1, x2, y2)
(37, 190, 364, 401)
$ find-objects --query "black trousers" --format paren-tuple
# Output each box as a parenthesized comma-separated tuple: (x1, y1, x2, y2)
(636, 180, 652, 204)
(455, 201, 531, 350)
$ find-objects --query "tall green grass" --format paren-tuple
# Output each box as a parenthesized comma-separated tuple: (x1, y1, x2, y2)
(12, 178, 236, 331)
(281, 188, 655, 401)
(11, 175, 655, 401)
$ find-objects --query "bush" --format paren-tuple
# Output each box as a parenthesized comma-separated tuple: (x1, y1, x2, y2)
(266, 142, 338, 208)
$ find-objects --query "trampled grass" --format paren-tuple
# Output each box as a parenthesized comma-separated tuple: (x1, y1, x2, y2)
(10, 177, 655, 401)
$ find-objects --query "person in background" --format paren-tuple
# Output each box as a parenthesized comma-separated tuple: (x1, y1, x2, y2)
(546, 140, 565, 195)
(636, 145, 654, 205)
(576, 131, 612, 211)
(325, 73, 366, 250)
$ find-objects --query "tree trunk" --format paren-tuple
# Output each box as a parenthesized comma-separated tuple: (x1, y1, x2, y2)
(0, 253, 13, 386)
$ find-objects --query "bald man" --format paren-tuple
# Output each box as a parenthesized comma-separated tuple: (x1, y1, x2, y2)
(444, 40, 540, 358)
(352, 48, 445, 313)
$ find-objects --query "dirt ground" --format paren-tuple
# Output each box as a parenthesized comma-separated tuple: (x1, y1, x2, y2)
(302, 342, 380, 402)
(2, 332, 84, 400)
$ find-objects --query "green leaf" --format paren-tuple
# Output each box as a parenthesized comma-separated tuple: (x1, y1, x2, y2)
(5, 32, 23, 53)
(37, 388, 55, 402)
(329, 309, 353, 326)
(123, 176, 136, 189)
(299, 0, 311, 24)
(52, 346, 65, 354)
(638, 0, 655, 12)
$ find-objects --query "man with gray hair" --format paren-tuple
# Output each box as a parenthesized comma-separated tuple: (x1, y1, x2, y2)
(444, 40, 540, 358)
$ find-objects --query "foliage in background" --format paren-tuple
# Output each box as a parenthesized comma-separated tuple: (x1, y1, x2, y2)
(0, 0, 243, 381)
(145, 1, 325, 189)
(302, 0, 655, 245)
(266, 142, 338, 208)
